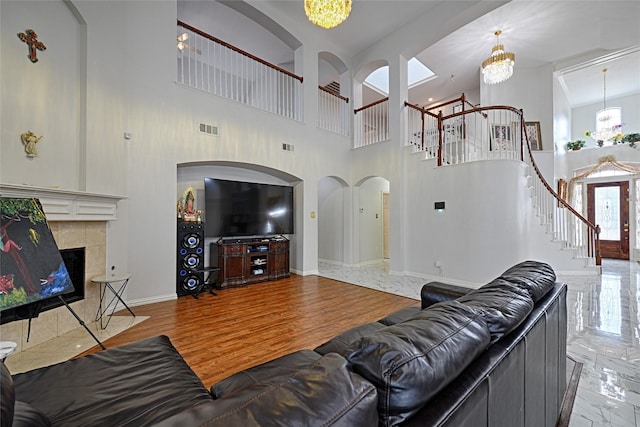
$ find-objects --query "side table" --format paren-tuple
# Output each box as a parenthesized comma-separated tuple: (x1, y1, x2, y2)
(91, 274, 136, 329)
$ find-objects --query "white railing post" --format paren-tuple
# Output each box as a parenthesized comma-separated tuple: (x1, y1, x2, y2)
(353, 98, 389, 148)
(318, 88, 349, 136)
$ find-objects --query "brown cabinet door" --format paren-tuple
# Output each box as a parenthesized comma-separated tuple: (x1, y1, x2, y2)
(218, 244, 247, 287)
(269, 241, 290, 279)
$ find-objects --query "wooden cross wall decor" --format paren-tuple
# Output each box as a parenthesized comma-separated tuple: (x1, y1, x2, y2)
(17, 29, 46, 63)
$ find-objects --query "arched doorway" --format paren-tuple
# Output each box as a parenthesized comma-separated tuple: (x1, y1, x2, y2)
(356, 176, 390, 265)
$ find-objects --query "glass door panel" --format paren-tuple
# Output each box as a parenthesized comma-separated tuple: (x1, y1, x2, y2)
(595, 186, 620, 240)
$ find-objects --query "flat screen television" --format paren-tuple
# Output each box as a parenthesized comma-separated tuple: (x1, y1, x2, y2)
(204, 178, 294, 238)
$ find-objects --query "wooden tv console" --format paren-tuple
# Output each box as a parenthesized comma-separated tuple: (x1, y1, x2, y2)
(212, 237, 290, 288)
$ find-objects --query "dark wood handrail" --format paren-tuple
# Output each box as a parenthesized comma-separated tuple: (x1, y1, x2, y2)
(424, 97, 460, 112)
(319, 86, 349, 103)
(177, 20, 303, 83)
(404, 101, 438, 119)
(519, 117, 601, 264)
(443, 104, 519, 122)
(355, 97, 389, 114)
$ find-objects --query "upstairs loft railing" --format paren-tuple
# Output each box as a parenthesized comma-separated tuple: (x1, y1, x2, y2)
(318, 86, 350, 136)
(177, 21, 303, 121)
(354, 97, 389, 148)
(406, 97, 601, 266)
(407, 101, 520, 165)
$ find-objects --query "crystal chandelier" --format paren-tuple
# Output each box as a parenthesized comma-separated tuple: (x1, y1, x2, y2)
(304, 0, 351, 29)
(588, 68, 622, 142)
(481, 30, 516, 85)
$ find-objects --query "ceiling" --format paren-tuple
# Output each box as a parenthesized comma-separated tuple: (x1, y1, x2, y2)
(179, 1, 640, 108)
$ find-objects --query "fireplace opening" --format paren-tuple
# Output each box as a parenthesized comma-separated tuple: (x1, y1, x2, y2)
(0, 247, 85, 325)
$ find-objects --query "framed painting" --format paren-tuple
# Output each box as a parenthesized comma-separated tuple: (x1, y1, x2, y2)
(490, 124, 512, 150)
(525, 121, 542, 150)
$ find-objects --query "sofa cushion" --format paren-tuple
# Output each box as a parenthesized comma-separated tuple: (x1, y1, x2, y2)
(420, 281, 473, 309)
(1, 362, 14, 427)
(458, 278, 534, 343)
(11, 335, 213, 427)
(12, 401, 51, 427)
(314, 322, 387, 356)
(345, 300, 491, 426)
(499, 260, 556, 302)
(156, 353, 379, 427)
(377, 306, 422, 326)
(211, 350, 321, 398)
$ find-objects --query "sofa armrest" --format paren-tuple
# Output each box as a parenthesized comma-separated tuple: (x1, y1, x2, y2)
(421, 282, 472, 309)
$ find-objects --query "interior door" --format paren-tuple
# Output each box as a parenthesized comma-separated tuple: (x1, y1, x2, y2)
(587, 181, 629, 260)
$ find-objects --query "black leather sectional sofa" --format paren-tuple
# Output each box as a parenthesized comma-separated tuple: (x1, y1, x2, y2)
(1, 260, 566, 427)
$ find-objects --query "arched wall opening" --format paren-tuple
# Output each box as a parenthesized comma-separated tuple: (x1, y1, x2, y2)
(177, 0, 302, 73)
(354, 59, 389, 109)
(317, 175, 390, 267)
(177, 161, 303, 271)
(318, 51, 349, 98)
(356, 176, 390, 265)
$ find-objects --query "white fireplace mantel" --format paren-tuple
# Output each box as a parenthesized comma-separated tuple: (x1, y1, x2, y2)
(0, 183, 126, 221)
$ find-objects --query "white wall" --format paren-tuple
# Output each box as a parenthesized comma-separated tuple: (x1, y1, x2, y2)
(1, 1, 83, 190)
(317, 177, 345, 263)
(553, 73, 572, 179)
(481, 64, 554, 154)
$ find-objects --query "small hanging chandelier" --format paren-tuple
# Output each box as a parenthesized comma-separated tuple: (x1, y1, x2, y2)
(588, 68, 622, 143)
(481, 30, 516, 85)
(304, 0, 352, 29)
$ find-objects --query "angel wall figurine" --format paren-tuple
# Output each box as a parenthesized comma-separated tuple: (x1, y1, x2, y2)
(20, 131, 43, 157)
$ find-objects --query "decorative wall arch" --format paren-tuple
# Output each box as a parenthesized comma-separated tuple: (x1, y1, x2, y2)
(569, 155, 640, 203)
(354, 59, 389, 84)
(318, 52, 348, 75)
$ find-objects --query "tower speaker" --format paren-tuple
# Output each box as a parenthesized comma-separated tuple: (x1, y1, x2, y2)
(176, 221, 205, 296)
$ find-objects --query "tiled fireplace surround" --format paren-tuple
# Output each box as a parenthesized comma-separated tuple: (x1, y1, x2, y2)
(0, 221, 107, 354)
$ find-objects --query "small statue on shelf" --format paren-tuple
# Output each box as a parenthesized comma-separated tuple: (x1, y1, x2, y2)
(196, 210, 203, 223)
(177, 200, 184, 219)
(183, 187, 196, 221)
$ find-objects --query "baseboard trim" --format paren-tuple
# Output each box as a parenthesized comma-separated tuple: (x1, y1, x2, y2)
(126, 293, 177, 308)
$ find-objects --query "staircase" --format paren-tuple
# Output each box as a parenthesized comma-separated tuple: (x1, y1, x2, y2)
(403, 95, 601, 273)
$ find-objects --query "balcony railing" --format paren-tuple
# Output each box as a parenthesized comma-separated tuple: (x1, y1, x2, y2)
(177, 21, 303, 121)
(354, 97, 389, 148)
(318, 87, 350, 136)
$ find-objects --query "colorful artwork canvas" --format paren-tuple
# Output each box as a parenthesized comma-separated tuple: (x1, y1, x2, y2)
(0, 197, 74, 311)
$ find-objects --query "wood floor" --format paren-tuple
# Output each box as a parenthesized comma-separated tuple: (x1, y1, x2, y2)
(77, 274, 419, 387)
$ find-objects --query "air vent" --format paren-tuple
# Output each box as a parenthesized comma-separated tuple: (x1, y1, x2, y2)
(282, 143, 294, 152)
(323, 81, 341, 97)
(199, 123, 218, 136)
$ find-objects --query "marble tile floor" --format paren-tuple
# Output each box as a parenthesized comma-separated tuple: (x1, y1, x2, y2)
(318, 259, 640, 427)
(3, 315, 149, 374)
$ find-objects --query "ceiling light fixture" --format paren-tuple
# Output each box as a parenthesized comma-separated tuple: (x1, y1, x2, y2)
(304, 0, 351, 29)
(481, 30, 515, 85)
(587, 68, 622, 143)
